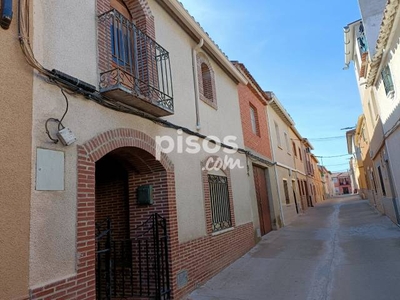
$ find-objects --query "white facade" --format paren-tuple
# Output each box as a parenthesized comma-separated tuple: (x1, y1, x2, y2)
(344, 1, 400, 224)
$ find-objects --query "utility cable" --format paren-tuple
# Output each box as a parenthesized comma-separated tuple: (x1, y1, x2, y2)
(315, 154, 352, 158)
(17, 0, 276, 167)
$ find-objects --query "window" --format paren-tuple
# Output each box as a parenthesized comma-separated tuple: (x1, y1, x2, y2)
(201, 63, 213, 99)
(284, 132, 289, 152)
(275, 122, 281, 148)
(297, 180, 302, 196)
(208, 174, 232, 232)
(371, 90, 379, 119)
(197, 54, 217, 109)
(298, 147, 302, 161)
(371, 171, 378, 193)
(377, 166, 386, 196)
(283, 180, 290, 204)
(381, 65, 394, 96)
(250, 104, 259, 136)
(110, 0, 133, 68)
(292, 141, 297, 157)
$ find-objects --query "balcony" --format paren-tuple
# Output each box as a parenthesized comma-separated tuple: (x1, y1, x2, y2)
(98, 10, 174, 117)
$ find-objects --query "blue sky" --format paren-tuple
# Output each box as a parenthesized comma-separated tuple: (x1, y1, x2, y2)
(179, 0, 362, 172)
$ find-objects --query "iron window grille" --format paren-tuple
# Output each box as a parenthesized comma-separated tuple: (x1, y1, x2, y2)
(381, 65, 394, 96)
(208, 174, 232, 232)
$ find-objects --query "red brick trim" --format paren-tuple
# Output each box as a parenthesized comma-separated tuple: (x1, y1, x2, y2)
(29, 131, 254, 300)
(200, 156, 235, 235)
(196, 53, 217, 110)
(174, 222, 255, 299)
(29, 128, 176, 300)
(97, 0, 155, 39)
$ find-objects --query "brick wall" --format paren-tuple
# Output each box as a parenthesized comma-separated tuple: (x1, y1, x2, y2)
(237, 82, 272, 159)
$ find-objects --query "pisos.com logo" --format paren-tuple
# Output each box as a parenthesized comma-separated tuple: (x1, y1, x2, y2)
(155, 129, 244, 171)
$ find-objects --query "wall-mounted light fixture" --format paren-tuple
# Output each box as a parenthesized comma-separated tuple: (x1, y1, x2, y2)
(1, 0, 13, 30)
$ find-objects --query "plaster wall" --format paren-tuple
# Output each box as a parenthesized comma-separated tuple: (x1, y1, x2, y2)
(0, 1, 33, 298)
(288, 129, 305, 175)
(386, 129, 400, 207)
(374, 21, 400, 134)
(275, 166, 298, 225)
(267, 106, 295, 169)
(29, 0, 251, 288)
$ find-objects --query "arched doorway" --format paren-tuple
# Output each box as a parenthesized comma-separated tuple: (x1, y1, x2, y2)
(76, 129, 175, 300)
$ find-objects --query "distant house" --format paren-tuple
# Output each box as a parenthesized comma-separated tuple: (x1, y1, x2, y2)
(332, 172, 353, 195)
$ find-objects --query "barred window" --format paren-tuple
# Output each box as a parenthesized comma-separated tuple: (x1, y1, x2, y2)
(208, 174, 232, 232)
(381, 65, 394, 96)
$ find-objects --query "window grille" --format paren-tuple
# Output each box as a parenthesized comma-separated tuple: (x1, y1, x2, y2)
(208, 174, 232, 232)
(381, 65, 394, 96)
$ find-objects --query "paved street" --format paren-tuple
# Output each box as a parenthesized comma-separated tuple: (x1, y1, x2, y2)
(189, 195, 400, 300)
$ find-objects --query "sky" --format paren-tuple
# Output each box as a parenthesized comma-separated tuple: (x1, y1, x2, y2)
(179, 0, 362, 172)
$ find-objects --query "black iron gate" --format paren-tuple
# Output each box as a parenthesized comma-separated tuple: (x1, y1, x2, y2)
(96, 213, 171, 300)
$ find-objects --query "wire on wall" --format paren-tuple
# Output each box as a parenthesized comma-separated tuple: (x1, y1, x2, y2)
(17, 0, 276, 167)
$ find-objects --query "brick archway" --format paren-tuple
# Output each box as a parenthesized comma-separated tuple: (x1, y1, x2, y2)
(97, 0, 155, 39)
(76, 129, 177, 299)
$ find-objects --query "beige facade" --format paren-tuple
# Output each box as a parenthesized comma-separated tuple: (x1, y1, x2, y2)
(0, 1, 33, 299)
(267, 94, 305, 225)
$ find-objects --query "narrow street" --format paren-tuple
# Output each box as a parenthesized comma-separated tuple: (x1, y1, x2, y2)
(189, 195, 400, 300)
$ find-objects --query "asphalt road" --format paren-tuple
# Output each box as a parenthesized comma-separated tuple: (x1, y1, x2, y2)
(188, 195, 400, 300)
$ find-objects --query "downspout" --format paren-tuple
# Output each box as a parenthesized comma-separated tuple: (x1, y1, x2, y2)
(192, 38, 204, 130)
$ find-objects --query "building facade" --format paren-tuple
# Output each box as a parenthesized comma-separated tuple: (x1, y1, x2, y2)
(344, 0, 400, 224)
(0, 0, 272, 299)
(234, 62, 277, 236)
(267, 93, 304, 225)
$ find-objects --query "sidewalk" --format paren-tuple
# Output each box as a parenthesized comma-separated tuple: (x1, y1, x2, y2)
(188, 195, 400, 300)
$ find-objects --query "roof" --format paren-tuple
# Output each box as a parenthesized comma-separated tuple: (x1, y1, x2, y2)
(366, 0, 400, 87)
(232, 61, 270, 105)
(302, 138, 314, 150)
(343, 19, 362, 69)
(267, 92, 295, 127)
(354, 114, 366, 145)
(311, 154, 319, 163)
(346, 129, 356, 154)
(158, 0, 248, 85)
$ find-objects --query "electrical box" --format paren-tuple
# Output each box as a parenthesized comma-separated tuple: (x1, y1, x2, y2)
(36, 148, 65, 191)
(137, 185, 153, 205)
(57, 127, 77, 146)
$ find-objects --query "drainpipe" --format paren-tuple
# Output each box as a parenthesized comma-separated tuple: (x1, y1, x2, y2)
(192, 38, 204, 130)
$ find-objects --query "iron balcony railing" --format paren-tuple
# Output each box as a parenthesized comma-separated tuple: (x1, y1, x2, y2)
(98, 9, 174, 114)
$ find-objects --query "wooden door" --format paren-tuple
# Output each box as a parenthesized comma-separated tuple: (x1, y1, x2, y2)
(253, 166, 272, 235)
